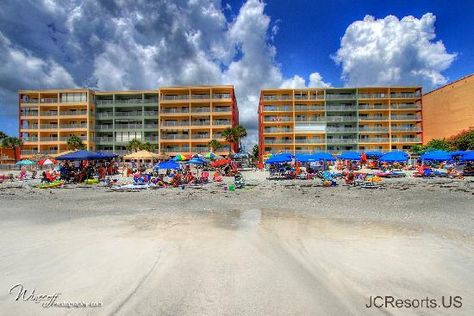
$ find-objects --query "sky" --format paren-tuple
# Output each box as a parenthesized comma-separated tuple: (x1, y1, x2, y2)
(0, 0, 473, 148)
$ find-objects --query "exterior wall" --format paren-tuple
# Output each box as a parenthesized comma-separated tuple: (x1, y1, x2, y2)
(258, 87, 422, 163)
(19, 86, 238, 159)
(422, 74, 474, 143)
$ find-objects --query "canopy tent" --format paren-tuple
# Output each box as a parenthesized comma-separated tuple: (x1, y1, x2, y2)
(56, 150, 108, 161)
(312, 152, 336, 161)
(154, 160, 181, 170)
(38, 158, 57, 166)
(461, 151, 474, 162)
(123, 150, 164, 160)
(16, 159, 35, 166)
(450, 150, 465, 157)
(379, 151, 409, 163)
(338, 151, 361, 161)
(420, 150, 451, 161)
(265, 153, 293, 164)
(364, 151, 384, 159)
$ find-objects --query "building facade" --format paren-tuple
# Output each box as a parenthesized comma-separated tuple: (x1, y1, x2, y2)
(19, 86, 238, 158)
(422, 74, 474, 144)
(258, 87, 422, 162)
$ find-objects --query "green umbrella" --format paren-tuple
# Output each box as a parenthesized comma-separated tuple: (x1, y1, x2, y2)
(16, 159, 35, 166)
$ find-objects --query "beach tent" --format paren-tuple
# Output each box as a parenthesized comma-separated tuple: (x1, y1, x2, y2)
(312, 152, 336, 161)
(379, 151, 409, 162)
(56, 150, 106, 161)
(338, 151, 361, 161)
(16, 159, 35, 166)
(420, 150, 451, 161)
(123, 150, 163, 160)
(460, 151, 474, 162)
(154, 160, 181, 170)
(365, 151, 384, 159)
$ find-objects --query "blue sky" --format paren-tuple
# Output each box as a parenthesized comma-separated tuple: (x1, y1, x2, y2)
(0, 0, 472, 142)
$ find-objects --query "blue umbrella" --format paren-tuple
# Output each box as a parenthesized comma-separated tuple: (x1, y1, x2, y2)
(265, 153, 293, 164)
(461, 151, 474, 162)
(379, 151, 409, 162)
(312, 152, 336, 161)
(295, 154, 317, 163)
(16, 159, 35, 166)
(450, 150, 465, 157)
(365, 151, 384, 159)
(155, 160, 181, 170)
(188, 157, 206, 165)
(338, 151, 361, 161)
(420, 150, 451, 161)
(96, 151, 118, 159)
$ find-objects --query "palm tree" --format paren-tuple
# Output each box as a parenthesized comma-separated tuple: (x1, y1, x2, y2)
(222, 128, 238, 154)
(252, 144, 259, 160)
(208, 139, 222, 153)
(234, 125, 247, 151)
(1, 137, 23, 161)
(66, 135, 86, 150)
(0, 131, 7, 140)
(127, 138, 142, 152)
(140, 142, 156, 152)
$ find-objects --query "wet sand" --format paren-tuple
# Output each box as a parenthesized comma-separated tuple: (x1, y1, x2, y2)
(0, 172, 473, 315)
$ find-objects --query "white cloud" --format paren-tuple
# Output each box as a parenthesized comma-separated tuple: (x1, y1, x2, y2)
(280, 72, 330, 89)
(333, 13, 456, 88)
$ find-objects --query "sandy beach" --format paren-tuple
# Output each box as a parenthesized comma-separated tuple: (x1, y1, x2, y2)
(0, 171, 473, 315)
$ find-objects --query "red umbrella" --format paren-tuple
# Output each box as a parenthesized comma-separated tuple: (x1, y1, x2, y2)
(211, 158, 231, 168)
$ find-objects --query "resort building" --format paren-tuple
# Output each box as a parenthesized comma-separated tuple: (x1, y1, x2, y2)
(258, 87, 423, 162)
(422, 74, 474, 143)
(18, 86, 238, 158)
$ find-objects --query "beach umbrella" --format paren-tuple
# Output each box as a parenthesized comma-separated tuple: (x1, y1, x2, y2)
(338, 151, 361, 161)
(265, 153, 293, 164)
(96, 151, 118, 159)
(211, 158, 231, 168)
(155, 160, 181, 170)
(204, 152, 216, 160)
(420, 150, 451, 161)
(38, 158, 57, 166)
(379, 151, 409, 162)
(56, 150, 107, 161)
(173, 154, 191, 161)
(460, 151, 474, 162)
(123, 150, 161, 160)
(188, 157, 206, 165)
(365, 151, 384, 159)
(16, 159, 35, 166)
(295, 154, 317, 163)
(450, 150, 465, 157)
(312, 151, 336, 161)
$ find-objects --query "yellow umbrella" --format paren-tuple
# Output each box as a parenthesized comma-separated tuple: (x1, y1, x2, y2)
(123, 150, 162, 160)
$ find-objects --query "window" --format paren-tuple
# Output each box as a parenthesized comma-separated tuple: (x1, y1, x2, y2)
(61, 93, 87, 103)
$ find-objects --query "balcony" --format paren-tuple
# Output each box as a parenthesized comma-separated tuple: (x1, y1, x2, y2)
(161, 108, 189, 114)
(21, 99, 39, 104)
(190, 94, 210, 100)
(191, 147, 210, 152)
(40, 111, 58, 116)
(22, 137, 38, 142)
(191, 121, 210, 126)
(162, 95, 189, 101)
(326, 105, 357, 111)
(162, 147, 190, 153)
(391, 103, 421, 110)
(327, 127, 358, 133)
(97, 112, 113, 118)
(144, 111, 158, 117)
(114, 111, 142, 117)
(391, 137, 421, 143)
(294, 138, 325, 144)
(59, 110, 87, 116)
(212, 93, 231, 100)
(359, 138, 390, 143)
(294, 105, 324, 111)
(20, 111, 39, 117)
(191, 134, 210, 139)
(21, 125, 39, 130)
(144, 136, 159, 142)
(39, 150, 58, 155)
(358, 93, 388, 99)
(114, 124, 143, 130)
(263, 95, 291, 101)
(359, 116, 389, 121)
(212, 120, 231, 125)
(263, 116, 292, 122)
(325, 94, 356, 100)
(40, 124, 59, 129)
(21, 149, 38, 155)
(327, 139, 357, 144)
(264, 139, 293, 144)
(358, 104, 389, 110)
(391, 115, 421, 121)
(359, 127, 389, 132)
(144, 124, 158, 130)
(213, 107, 231, 113)
(295, 117, 326, 122)
(391, 126, 421, 132)
(95, 137, 115, 143)
(161, 134, 190, 140)
(264, 127, 292, 133)
(40, 137, 59, 142)
(59, 124, 87, 129)
(191, 107, 211, 113)
(41, 98, 59, 103)
(390, 93, 419, 99)
(326, 116, 357, 122)
(96, 125, 114, 130)
(161, 121, 189, 127)
(264, 106, 291, 112)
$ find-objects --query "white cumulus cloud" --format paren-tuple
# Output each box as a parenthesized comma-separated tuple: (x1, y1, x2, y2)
(333, 13, 456, 88)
